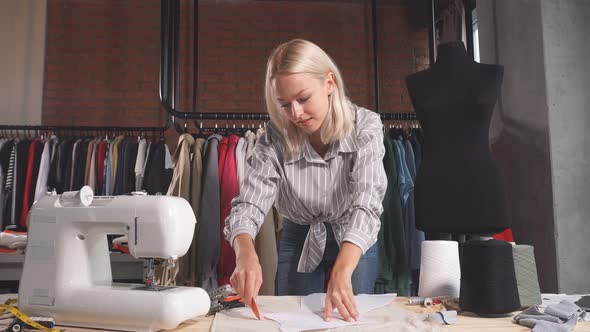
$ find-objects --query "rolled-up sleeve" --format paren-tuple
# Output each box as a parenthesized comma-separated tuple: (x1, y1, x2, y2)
(223, 131, 281, 247)
(342, 127, 387, 254)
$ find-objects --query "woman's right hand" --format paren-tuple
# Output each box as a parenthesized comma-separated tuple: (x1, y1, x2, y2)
(230, 234, 263, 307)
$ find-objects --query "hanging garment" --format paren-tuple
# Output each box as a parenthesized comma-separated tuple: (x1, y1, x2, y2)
(197, 134, 222, 291)
(0, 140, 15, 230)
(33, 140, 51, 203)
(20, 139, 43, 228)
(105, 138, 115, 195)
(0, 165, 3, 231)
(167, 134, 194, 199)
(393, 138, 413, 205)
(57, 139, 73, 194)
(167, 134, 194, 286)
(72, 139, 88, 191)
(134, 138, 147, 191)
(96, 140, 107, 195)
(117, 139, 128, 194)
(47, 139, 60, 194)
(114, 139, 126, 194)
(122, 140, 139, 194)
(374, 137, 409, 295)
(0, 140, 5, 229)
(0, 139, 7, 230)
(87, 139, 99, 191)
(113, 138, 126, 195)
(218, 137, 229, 186)
(236, 137, 246, 189)
(65, 139, 78, 192)
(142, 142, 173, 195)
(218, 135, 239, 286)
(403, 140, 422, 270)
(14, 139, 31, 229)
(392, 138, 415, 293)
(190, 138, 206, 217)
(164, 144, 173, 170)
(141, 142, 155, 194)
(21, 138, 44, 227)
(106, 135, 123, 195)
(404, 138, 423, 296)
(3, 142, 18, 231)
(69, 139, 81, 191)
(178, 137, 205, 287)
(84, 138, 96, 185)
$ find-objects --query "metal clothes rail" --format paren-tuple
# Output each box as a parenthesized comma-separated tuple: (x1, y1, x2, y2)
(158, 0, 425, 132)
(0, 124, 167, 133)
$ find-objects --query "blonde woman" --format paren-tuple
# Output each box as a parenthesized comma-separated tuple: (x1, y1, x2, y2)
(224, 39, 387, 322)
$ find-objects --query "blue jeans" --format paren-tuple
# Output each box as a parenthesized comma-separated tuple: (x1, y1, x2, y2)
(277, 219, 378, 295)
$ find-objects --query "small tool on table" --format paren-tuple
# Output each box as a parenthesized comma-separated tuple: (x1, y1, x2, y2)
(251, 297, 261, 320)
(206, 285, 262, 320)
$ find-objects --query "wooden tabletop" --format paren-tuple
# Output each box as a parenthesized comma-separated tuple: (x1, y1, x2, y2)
(55, 296, 590, 332)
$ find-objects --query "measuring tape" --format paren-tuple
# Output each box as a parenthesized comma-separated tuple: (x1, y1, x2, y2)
(0, 299, 60, 332)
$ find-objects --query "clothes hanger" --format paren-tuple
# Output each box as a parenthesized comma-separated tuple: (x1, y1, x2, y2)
(193, 113, 210, 139)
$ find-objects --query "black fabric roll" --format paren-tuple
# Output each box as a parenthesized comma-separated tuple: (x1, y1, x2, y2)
(460, 239, 520, 316)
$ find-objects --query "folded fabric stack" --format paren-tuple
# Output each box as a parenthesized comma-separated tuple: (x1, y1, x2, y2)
(0, 230, 27, 253)
(513, 300, 587, 332)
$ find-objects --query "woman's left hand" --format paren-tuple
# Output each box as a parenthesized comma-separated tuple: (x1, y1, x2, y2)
(324, 267, 359, 322)
(323, 241, 362, 322)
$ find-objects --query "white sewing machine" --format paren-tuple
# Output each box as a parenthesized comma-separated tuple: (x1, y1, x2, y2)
(18, 193, 211, 332)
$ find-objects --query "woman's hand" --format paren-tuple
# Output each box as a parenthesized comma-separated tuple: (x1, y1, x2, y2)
(230, 234, 263, 307)
(324, 242, 362, 322)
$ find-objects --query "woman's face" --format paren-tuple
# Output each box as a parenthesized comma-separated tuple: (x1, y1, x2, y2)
(274, 72, 335, 136)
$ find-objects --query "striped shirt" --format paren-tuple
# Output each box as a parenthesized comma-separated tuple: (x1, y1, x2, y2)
(223, 105, 387, 272)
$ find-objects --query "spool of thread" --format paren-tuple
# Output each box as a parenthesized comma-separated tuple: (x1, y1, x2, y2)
(460, 239, 520, 316)
(512, 244, 542, 308)
(418, 240, 461, 298)
(60, 186, 94, 207)
(408, 295, 451, 305)
(408, 297, 428, 305)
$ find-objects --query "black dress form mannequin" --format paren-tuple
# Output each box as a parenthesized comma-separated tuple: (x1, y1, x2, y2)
(406, 41, 510, 235)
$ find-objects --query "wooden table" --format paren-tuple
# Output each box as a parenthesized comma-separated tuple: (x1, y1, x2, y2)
(54, 296, 590, 332)
(169, 297, 590, 332)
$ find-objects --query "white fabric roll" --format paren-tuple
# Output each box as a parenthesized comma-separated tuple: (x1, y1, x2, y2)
(418, 240, 461, 298)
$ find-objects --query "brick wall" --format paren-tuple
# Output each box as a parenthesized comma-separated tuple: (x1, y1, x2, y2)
(43, 0, 162, 127)
(42, 0, 428, 142)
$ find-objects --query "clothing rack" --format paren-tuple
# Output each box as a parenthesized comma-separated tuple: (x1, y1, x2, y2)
(187, 112, 417, 121)
(159, 110, 417, 123)
(0, 124, 168, 137)
(380, 112, 417, 121)
(158, 0, 423, 133)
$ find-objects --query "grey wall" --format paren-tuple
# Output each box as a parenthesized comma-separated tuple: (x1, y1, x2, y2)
(542, 0, 590, 294)
(478, 0, 590, 293)
(0, 0, 46, 125)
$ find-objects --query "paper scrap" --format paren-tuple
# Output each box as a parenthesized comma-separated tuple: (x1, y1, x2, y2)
(265, 293, 396, 332)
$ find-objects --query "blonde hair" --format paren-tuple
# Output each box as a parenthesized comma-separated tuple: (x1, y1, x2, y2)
(264, 39, 353, 156)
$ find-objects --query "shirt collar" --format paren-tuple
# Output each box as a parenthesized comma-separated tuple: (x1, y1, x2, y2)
(284, 132, 359, 165)
(284, 107, 359, 164)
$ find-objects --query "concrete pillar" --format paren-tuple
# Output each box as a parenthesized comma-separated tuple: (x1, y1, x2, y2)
(542, 0, 590, 294)
(0, 0, 47, 125)
(478, 0, 590, 293)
